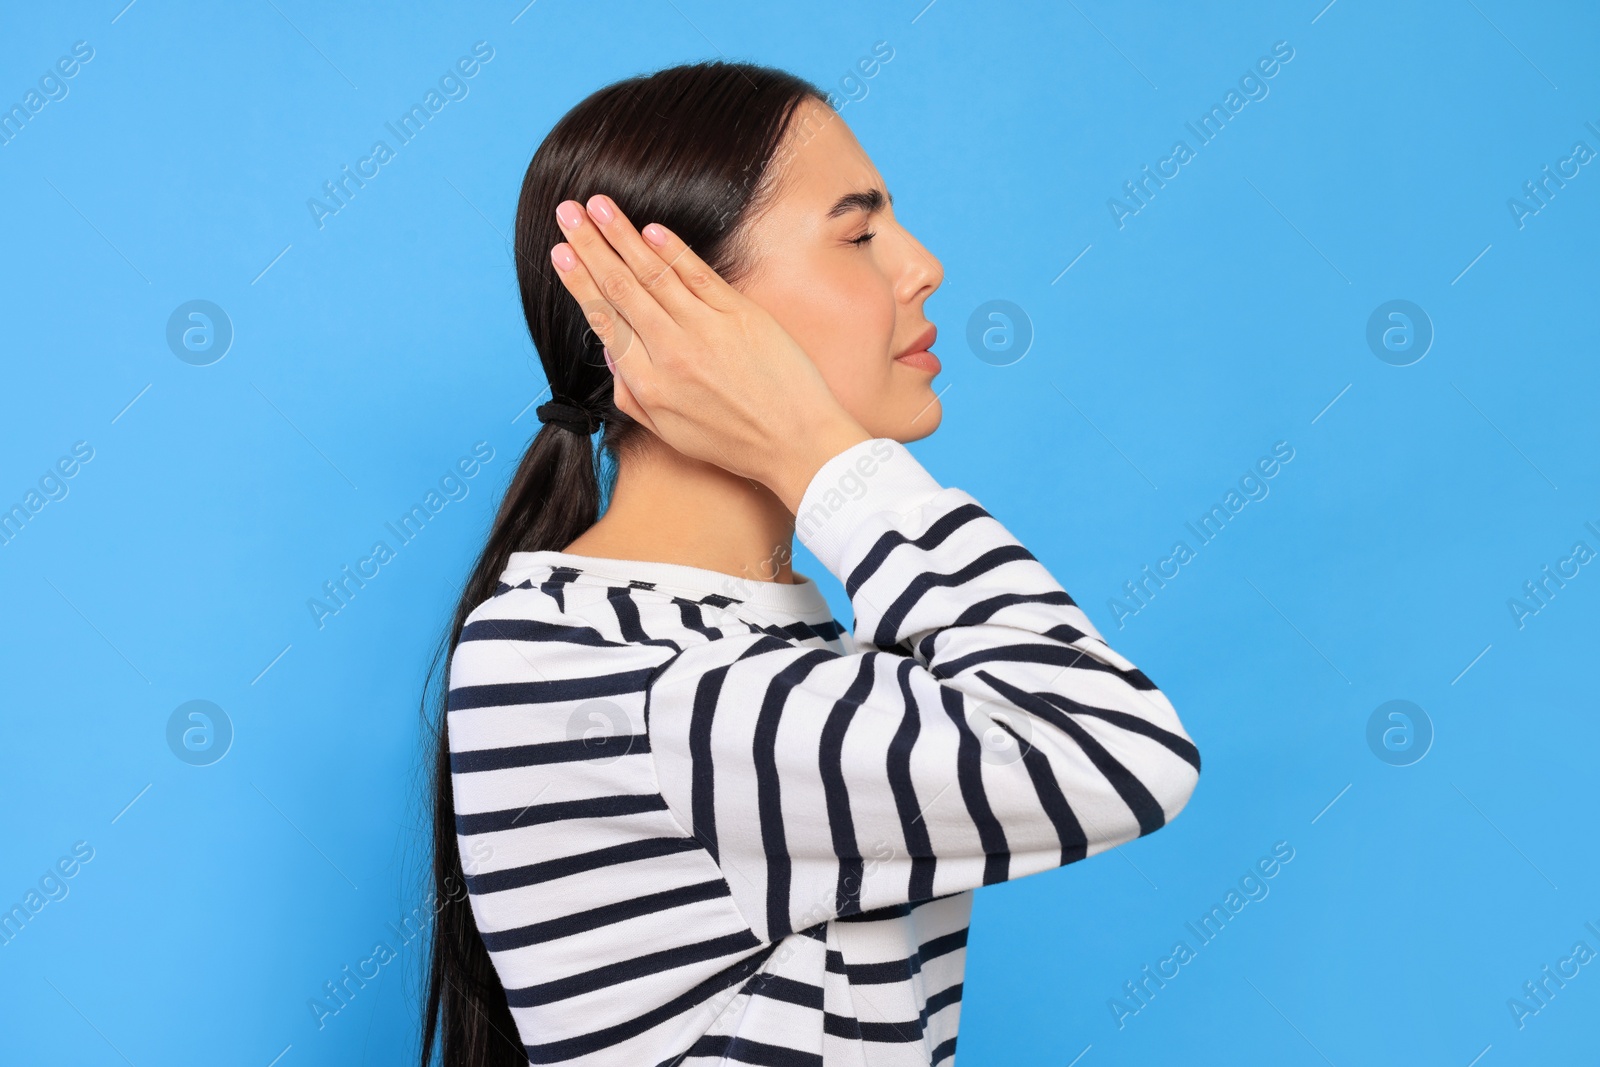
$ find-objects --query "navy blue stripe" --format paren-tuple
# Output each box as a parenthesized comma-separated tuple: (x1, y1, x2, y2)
(980, 669, 1170, 837)
(835, 981, 962, 1043)
(739, 972, 824, 1011)
(447, 667, 656, 710)
(479, 878, 732, 951)
(455, 792, 667, 835)
(938, 638, 1158, 691)
(465, 836, 699, 895)
(922, 926, 970, 961)
(937, 640, 1104, 680)
(688, 662, 733, 863)
(685, 634, 796, 867)
(741, 973, 962, 1046)
(753, 648, 834, 939)
(887, 658, 938, 903)
(835, 900, 910, 923)
(953, 589, 1083, 630)
(539, 567, 581, 611)
(607, 585, 682, 651)
(825, 1010, 863, 1041)
(873, 543, 1035, 649)
(822, 926, 966, 986)
(530, 939, 783, 1064)
(844, 502, 990, 599)
(821, 657, 878, 916)
(449, 732, 647, 773)
(505, 929, 762, 1007)
(458, 616, 619, 647)
(939, 685, 1011, 887)
(1038, 692, 1201, 772)
(750, 618, 846, 645)
(827, 946, 914, 985)
(676, 598, 726, 641)
(993, 715, 1090, 866)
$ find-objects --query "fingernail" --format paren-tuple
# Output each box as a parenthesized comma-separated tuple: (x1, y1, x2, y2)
(555, 200, 584, 229)
(602, 346, 614, 372)
(551, 244, 576, 272)
(642, 223, 667, 246)
(586, 195, 614, 224)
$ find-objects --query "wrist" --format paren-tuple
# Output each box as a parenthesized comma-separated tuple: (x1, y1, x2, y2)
(768, 415, 873, 514)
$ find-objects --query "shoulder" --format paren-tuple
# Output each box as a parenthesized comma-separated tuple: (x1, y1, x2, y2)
(457, 559, 764, 655)
(445, 561, 773, 723)
(445, 562, 795, 783)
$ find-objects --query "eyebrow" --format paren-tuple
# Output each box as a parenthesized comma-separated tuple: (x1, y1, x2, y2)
(826, 187, 894, 219)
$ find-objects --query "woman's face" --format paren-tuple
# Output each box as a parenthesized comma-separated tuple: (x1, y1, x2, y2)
(732, 98, 945, 441)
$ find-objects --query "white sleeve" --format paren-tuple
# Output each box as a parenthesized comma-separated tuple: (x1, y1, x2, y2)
(644, 438, 1201, 943)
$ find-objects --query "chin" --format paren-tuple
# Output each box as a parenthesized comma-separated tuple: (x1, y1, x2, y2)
(850, 379, 942, 443)
(891, 393, 942, 442)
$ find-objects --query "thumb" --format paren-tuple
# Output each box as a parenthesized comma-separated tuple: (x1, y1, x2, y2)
(604, 345, 655, 435)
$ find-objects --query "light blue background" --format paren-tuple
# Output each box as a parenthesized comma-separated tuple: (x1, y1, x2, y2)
(3, 1, 1597, 1064)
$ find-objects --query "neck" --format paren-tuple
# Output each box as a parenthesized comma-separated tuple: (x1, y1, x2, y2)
(562, 440, 801, 585)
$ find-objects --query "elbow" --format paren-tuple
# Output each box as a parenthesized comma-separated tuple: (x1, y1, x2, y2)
(1155, 751, 1200, 828)
(1143, 690, 1200, 827)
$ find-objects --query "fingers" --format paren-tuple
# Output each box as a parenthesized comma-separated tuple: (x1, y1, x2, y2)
(549, 240, 646, 367)
(580, 196, 705, 323)
(547, 194, 743, 448)
(602, 345, 657, 436)
(637, 221, 741, 313)
(554, 199, 675, 345)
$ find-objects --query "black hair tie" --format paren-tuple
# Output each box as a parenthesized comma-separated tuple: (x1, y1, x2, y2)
(536, 398, 602, 436)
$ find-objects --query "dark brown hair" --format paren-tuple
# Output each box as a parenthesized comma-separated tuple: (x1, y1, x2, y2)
(417, 60, 829, 1066)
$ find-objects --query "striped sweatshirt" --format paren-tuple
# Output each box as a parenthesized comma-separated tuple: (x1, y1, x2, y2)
(446, 437, 1201, 1066)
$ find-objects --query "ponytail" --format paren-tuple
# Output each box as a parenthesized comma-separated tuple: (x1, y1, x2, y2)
(416, 418, 606, 1065)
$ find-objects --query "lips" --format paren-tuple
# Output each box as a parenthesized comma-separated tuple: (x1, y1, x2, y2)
(894, 324, 940, 374)
(896, 324, 937, 360)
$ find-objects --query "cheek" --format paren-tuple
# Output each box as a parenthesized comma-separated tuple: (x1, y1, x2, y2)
(752, 260, 896, 409)
(815, 287, 896, 411)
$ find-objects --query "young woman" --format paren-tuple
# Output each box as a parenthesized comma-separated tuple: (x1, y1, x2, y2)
(420, 60, 1201, 1067)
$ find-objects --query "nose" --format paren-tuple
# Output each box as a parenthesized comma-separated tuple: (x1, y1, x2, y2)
(895, 225, 943, 306)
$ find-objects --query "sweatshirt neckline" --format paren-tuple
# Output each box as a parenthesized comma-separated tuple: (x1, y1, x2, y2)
(506, 549, 830, 619)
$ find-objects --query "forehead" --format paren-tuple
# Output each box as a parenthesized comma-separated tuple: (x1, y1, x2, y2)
(761, 100, 880, 214)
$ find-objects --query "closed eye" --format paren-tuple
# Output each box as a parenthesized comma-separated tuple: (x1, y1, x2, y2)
(849, 230, 877, 247)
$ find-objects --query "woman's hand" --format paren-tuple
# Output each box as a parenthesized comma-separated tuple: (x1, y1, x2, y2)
(549, 194, 871, 514)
